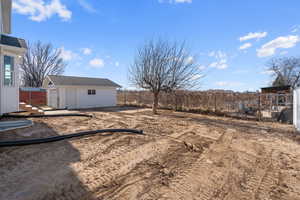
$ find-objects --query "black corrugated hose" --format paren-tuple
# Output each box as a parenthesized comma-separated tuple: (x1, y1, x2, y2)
(3, 113, 93, 118)
(0, 129, 143, 147)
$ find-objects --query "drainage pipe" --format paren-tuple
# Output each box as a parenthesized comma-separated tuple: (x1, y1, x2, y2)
(3, 113, 93, 118)
(0, 128, 143, 147)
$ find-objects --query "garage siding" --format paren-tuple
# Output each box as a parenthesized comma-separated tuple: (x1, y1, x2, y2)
(48, 86, 117, 109)
(76, 88, 116, 108)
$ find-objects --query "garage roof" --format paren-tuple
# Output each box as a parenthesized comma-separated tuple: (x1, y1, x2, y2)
(48, 75, 121, 88)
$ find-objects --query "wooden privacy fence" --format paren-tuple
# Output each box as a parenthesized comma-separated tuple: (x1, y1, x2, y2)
(20, 88, 47, 106)
(117, 90, 293, 120)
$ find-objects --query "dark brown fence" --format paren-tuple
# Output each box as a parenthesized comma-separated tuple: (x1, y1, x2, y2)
(20, 88, 47, 106)
(117, 90, 293, 121)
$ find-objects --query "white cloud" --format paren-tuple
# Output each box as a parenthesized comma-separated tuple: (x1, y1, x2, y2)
(209, 61, 228, 70)
(13, 0, 72, 22)
(59, 47, 77, 61)
(260, 70, 274, 75)
(81, 48, 92, 55)
(280, 50, 288, 55)
(257, 35, 300, 57)
(198, 65, 206, 70)
(174, 0, 192, 3)
(239, 32, 267, 42)
(208, 51, 228, 70)
(77, 0, 96, 13)
(159, 0, 192, 3)
(208, 50, 227, 59)
(291, 25, 300, 33)
(239, 42, 252, 50)
(232, 69, 249, 74)
(186, 56, 194, 64)
(115, 62, 120, 67)
(215, 81, 243, 87)
(208, 51, 215, 57)
(89, 58, 104, 68)
(190, 74, 203, 80)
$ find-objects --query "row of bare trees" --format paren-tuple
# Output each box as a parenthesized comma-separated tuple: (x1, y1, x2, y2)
(19, 39, 299, 114)
(129, 40, 300, 114)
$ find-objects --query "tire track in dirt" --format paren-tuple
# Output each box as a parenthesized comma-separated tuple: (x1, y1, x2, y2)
(142, 128, 279, 200)
(209, 150, 276, 200)
(44, 138, 173, 200)
(90, 127, 216, 200)
(239, 155, 274, 200)
(255, 165, 279, 200)
(140, 129, 235, 200)
(0, 133, 145, 200)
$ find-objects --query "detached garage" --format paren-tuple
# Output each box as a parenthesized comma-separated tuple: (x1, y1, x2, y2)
(43, 75, 121, 109)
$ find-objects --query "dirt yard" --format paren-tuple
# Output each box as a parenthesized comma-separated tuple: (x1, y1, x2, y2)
(1, 107, 300, 200)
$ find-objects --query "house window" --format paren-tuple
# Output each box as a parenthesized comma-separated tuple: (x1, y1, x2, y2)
(3, 55, 14, 86)
(88, 89, 96, 95)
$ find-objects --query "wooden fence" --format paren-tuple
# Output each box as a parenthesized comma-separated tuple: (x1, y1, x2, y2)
(117, 90, 293, 120)
(20, 88, 47, 106)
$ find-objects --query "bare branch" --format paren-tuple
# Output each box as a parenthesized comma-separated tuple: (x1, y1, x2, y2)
(20, 41, 66, 87)
(267, 57, 300, 89)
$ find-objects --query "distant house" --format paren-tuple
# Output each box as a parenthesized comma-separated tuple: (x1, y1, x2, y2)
(261, 85, 291, 94)
(43, 75, 121, 109)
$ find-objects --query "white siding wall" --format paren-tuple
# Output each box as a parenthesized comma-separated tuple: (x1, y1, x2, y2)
(47, 86, 117, 109)
(0, 49, 21, 114)
(294, 89, 297, 127)
(76, 87, 116, 108)
(294, 88, 300, 131)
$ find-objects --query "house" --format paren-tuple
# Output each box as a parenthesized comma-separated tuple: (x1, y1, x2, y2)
(43, 75, 121, 109)
(0, 0, 27, 115)
(261, 85, 291, 94)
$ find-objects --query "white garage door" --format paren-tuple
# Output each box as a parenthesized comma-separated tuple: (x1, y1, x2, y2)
(48, 89, 58, 108)
(66, 88, 77, 109)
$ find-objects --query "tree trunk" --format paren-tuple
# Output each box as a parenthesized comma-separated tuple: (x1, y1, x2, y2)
(152, 92, 159, 114)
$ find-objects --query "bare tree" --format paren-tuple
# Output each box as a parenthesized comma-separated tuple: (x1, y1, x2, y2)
(268, 57, 300, 88)
(20, 41, 66, 87)
(129, 39, 202, 114)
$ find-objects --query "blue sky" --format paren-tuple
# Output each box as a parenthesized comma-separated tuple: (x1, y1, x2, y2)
(11, 0, 300, 91)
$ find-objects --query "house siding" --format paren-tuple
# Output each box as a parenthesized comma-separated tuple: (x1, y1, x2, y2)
(0, 48, 22, 114)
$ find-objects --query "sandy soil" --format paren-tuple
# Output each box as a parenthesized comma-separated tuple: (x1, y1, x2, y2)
(1, 107, 300, 200)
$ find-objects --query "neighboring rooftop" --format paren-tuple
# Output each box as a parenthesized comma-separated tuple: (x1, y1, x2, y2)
(261, 85, 291, 93)
(47, 75, 121, 88)
(0, 34, 27, 49)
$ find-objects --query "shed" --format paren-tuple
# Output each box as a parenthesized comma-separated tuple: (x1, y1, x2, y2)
(43, 75, 121, 109)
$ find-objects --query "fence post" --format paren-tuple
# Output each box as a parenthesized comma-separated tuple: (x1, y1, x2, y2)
(139, 91, 142, 106)
(175, 92, 177, 111)
(124, 91, 127, 105)
(29, 91, 32, 105)
(214, 93, 217, 112)
(258, 94, 262, 121)
(207, 95, 210, 111)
